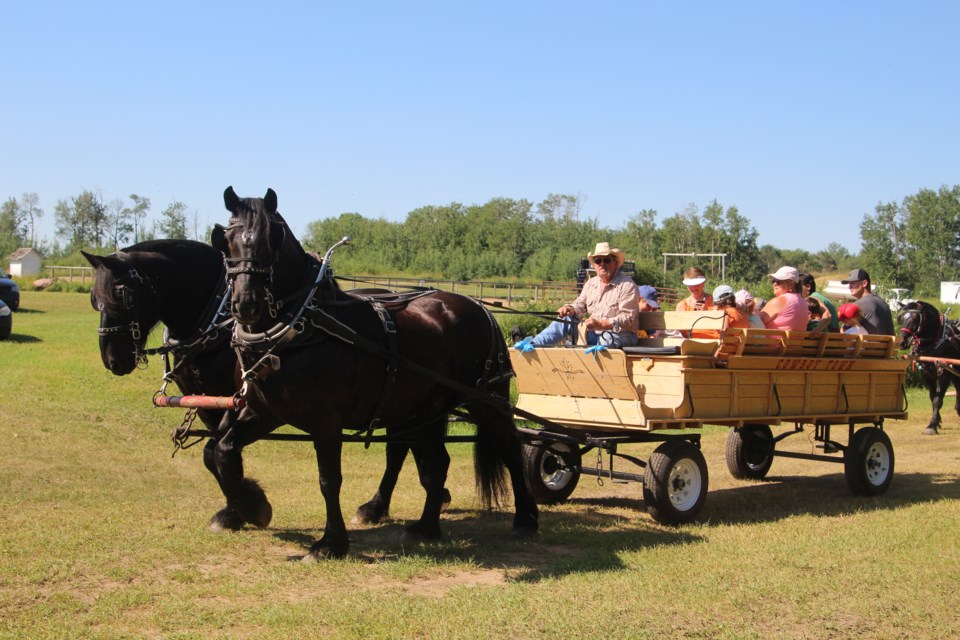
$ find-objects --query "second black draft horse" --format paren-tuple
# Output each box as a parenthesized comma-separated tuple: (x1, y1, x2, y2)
(898, 300, 960, 434)
(83, 240, 446, 534)
(212, 186, 538, 560)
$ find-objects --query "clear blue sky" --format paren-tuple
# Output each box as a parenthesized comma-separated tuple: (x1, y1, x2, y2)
(2, 1, 958, 254)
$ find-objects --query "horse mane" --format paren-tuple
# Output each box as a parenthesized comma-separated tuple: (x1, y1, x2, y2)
(92, 239, 223, 317)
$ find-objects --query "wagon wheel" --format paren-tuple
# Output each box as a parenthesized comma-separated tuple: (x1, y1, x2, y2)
(844, 427, 895, 496)
(521, 442, 581, 504)
(643, 440, 708, 525)
(725, 424, 774, 480)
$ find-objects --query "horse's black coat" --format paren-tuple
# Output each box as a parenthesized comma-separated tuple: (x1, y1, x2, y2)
(84, 239, 441, 535)
(212, 186, 538, 560)
(898, 300, 960, 434)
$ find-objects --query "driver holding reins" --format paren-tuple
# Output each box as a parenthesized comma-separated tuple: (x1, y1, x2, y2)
(523, 242, 640, 349)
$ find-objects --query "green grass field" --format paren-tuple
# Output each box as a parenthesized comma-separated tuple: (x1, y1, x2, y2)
(1, 292, 959, 639)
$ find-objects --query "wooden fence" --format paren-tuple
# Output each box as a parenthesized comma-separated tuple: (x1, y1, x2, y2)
(43, 267, 669, 306)
(47, 266, 94, 286)
(336, 275, 580, 302)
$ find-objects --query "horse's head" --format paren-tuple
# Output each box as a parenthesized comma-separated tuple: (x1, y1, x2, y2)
(897, 300, 934, 351)
(212, 186, 287, 326)
(83, 250, 161, 375)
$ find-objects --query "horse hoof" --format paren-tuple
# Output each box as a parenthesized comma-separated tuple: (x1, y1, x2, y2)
(209, 508, 244, 532)
(401, 522, 442, 544)
(306, 538, 349, 560)
(922, 427, 940, 436)
(511, 526, 539, 539)
(352, 501, 387, 525)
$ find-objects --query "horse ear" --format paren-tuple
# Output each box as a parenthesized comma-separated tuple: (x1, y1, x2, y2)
(81, 250, 102, 268)
(224, 186, 239, 213)
(97, 253, 129, 274)
(264, 188, 278, 214)
(211, 224, 227, 253)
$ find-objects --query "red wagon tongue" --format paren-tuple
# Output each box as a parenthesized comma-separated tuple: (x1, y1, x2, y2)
(153, 394, 246, 410)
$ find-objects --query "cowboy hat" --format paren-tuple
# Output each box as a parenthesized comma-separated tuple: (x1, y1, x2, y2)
(587, 242, 625, 268)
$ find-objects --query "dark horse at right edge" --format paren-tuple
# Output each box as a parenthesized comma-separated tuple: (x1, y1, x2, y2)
(898, 300, 960, 434)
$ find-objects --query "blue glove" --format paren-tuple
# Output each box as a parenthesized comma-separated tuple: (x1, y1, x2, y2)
(513, 336, 535, 352)
(584, 344, 606, 357)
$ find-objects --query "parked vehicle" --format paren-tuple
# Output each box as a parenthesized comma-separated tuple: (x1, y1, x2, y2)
(0, 299, 11, 339)
(0, 268, 20, 311)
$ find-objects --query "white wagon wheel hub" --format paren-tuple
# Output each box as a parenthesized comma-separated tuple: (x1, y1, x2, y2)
(864, 442, 891, 485)
(668, 459, 703, 510)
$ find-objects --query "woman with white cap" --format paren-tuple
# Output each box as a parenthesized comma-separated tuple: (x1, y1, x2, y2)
(676, 266, 714, 311)
(760, 266, 810, 330)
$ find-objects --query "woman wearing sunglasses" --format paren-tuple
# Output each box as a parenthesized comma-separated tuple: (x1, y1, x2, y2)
(760, 266, 810, 330)
(525, 242, 640, 348)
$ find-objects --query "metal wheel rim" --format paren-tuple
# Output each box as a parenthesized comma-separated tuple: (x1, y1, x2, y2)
(540, 444, 574, 491)
(864, 441, 892, 486)
(668, 458, 703, 511)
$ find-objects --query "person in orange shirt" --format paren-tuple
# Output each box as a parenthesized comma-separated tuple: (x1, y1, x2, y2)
(676, 266, 715, 311)
(698, 285, 750, 338)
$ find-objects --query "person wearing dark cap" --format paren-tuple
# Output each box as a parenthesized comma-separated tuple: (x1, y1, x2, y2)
(840, 268, 894, 335)
(636, 284, 661, 312)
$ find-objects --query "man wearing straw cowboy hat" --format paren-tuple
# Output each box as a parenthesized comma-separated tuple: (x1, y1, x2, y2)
(521, 241, 640, 348)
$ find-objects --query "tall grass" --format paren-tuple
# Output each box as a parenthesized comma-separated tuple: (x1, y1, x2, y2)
(1, 292, 958, 639)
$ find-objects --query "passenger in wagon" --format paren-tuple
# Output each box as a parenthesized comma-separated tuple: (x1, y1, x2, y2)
(760, 266, 810, 330)
(524, 242, 640, 348)
(636, 284, 660, 312)
(636, 285, 661, 338)
(735, 289, 765, 328)
(799, 272, 839, 333)
(841, 268, 895, 335)
(806, 298, 825, 331)
(837, 303, 868, 335)
(676, 266, 715, 311)
(697, 285, 751, 339)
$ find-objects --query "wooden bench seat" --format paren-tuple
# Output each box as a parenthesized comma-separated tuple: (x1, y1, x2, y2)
(716, 328, 897, 360)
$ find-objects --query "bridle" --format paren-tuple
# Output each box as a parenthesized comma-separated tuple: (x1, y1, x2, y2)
(96, 266, 159, 367)
(220, 224, 276, 279)
(898, 302, 934, 344)
(218, 218, 283, 319)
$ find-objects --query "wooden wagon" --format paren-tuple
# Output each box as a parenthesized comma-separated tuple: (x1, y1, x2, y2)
(510, 310, 908, 524)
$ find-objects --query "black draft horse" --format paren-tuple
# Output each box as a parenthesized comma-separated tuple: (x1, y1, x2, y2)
(211, 186, 538, 560)
(84, 240, 444, 533)
(898, 300, 960, 434)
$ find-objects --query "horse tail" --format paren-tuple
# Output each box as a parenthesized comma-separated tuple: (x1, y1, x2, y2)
(472, 416, 510, 509)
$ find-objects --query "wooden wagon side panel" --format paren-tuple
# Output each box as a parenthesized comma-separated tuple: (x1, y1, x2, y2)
(510, 348, 637, 400)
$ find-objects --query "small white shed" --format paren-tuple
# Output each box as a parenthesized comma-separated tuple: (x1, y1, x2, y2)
(941, 282, 960, 304)
(7, 248, 42, 277)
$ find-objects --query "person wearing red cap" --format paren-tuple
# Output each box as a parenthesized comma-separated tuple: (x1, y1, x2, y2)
(840, 268, 894, 335)
(837, 303, 868, 335)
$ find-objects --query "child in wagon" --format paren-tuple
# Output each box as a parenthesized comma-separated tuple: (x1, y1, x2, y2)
(837, 303, 868, 335)
(806, 298, 825, 331)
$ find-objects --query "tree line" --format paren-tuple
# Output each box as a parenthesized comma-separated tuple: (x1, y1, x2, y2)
(302, 195, 857, 288)
(3, 185, 958, 296)
(0, 191, 203, 261)
(859, 185, 960, 297)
